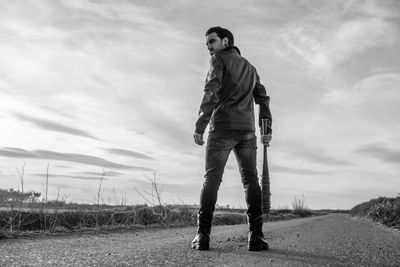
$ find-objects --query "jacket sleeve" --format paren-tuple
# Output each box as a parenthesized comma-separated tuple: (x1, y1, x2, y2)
(195, 55, 224, 134)
(253, 71, 272, 134)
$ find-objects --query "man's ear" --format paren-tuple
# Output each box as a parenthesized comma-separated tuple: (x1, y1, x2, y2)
(222, 37, 229, 47)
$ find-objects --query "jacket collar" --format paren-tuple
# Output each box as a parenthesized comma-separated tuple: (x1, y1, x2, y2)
(223, 46, 241, 55)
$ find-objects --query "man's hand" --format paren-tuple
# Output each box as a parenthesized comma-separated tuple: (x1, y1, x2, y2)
(260, 133, 272, 147)
(193, 132, 205, 146)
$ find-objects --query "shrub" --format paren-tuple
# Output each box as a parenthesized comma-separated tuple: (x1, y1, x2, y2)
(367, 198, 400, 227)
(350, 197, 387, 217)
(292, 196, 311, 217)
(167, 206, 196, 226)
(350, 196, 400, 228)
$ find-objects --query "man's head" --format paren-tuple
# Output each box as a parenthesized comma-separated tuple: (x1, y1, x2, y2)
(205, 26, 234, 56)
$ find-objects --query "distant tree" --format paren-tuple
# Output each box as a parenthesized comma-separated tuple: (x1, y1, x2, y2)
(0, 188, 41, 205)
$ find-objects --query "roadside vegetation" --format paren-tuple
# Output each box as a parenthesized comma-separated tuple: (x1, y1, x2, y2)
(0, 164, 343, 238)
(350, 195, 400, 229)
(0, 187, 336, 239)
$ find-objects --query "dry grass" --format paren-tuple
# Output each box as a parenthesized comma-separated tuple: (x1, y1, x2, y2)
(0, 164, 329, 239)
(0, 165, 322, 237)
(291, 195, 312, 217)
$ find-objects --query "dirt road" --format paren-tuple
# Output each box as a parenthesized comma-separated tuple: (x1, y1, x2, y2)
(1, 214, 399, 266)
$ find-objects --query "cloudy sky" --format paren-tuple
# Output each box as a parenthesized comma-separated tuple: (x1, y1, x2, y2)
(0, 0, 399, 209)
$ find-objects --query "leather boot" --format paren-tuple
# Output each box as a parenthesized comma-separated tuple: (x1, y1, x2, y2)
(248, 215, 269, 251)
(192, 215, 212, 250)
(191, 228, 210, 250)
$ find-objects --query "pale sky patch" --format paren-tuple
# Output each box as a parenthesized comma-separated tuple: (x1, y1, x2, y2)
(105, 148, 154, 160)
(277, 16, 398, 71)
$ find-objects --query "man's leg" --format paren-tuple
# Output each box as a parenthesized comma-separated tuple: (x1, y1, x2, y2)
(234, 132, 268, 251)
(192, 132, 232, 250)
(233, 132, 262, 220)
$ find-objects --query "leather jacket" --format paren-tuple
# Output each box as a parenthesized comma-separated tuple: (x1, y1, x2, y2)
(195, 46, 272, 134)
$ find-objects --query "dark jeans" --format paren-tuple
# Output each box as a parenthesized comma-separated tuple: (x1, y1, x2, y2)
(198, 130, 262, 225)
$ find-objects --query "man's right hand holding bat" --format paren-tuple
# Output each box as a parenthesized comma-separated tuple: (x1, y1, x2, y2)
(260, 133, 272, 147)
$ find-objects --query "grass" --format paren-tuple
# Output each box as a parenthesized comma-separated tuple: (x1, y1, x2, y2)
(0, 186, 338, 239)
(0, 164, 348, 239)
(0, 169, 335, 239)
(350, 195, 400, 229)
(0, 204, 192, 231)
(0, 201, 334, 239)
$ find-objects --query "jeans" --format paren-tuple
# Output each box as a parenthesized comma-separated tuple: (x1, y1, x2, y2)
(198, 130, 262, 225)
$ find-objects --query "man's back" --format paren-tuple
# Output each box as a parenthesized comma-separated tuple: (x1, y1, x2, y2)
(209, 46, 258, 132)
(195, 46, 270, 135)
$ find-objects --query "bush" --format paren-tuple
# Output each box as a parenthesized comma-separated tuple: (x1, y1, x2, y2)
(367, 198, 400, 227)
(167, 206, 196, 226)
(350, 196, 400, 228)
(292, 196, 311, 217)
(350, 197, 387, 217)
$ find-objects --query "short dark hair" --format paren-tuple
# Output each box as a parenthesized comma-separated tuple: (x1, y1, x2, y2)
(205, 26, 234, 46)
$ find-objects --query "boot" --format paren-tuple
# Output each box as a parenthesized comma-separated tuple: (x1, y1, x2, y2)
(248, 215, 269, 251)
(191, 228, 210, 250)
(192, 215, 212, 250)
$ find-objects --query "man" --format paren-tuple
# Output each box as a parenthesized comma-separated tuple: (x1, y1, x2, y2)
(192, 26, 272, 251)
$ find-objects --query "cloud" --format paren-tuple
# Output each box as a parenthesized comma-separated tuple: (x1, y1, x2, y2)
(15, 113, 100, 140)
(32, 173, 110, 181)
(78, 171, 124, 177)
(354, 0, 400, 19)
(53, 165, 72, 169)
(278, 25, 328, 67)
(32, 170, 124, 181)
(329, 18, 397, 63)
(276, 139, 354, 166)
(128, 107, 195, 154)
(354, 143, 400, 164)
(292, 150, 354, 166)
(276, 1, 398, 70)
(105, 148, 153, 160)
(1, 0, 202, 154)
(322, 72, 400, 130)
(272, 164, 333, 176)
(278, 18, 397, 69)
(0, 147, 152, 171)
(149, 115, 194, 150)
(38, 105, 74, 119)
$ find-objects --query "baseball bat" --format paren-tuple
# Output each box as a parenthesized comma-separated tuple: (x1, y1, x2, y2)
(261, 118, 271, 215)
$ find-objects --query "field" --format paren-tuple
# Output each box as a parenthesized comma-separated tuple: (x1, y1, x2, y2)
(0, 185, 354, 239)
(0, 204, 337, 238)
(0, 189, 346, 239)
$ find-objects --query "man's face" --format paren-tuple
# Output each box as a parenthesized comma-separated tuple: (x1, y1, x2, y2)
(206, 32, 228, 56)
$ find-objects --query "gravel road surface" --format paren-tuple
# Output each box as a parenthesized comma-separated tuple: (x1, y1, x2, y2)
(1, 214, 399, 266)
